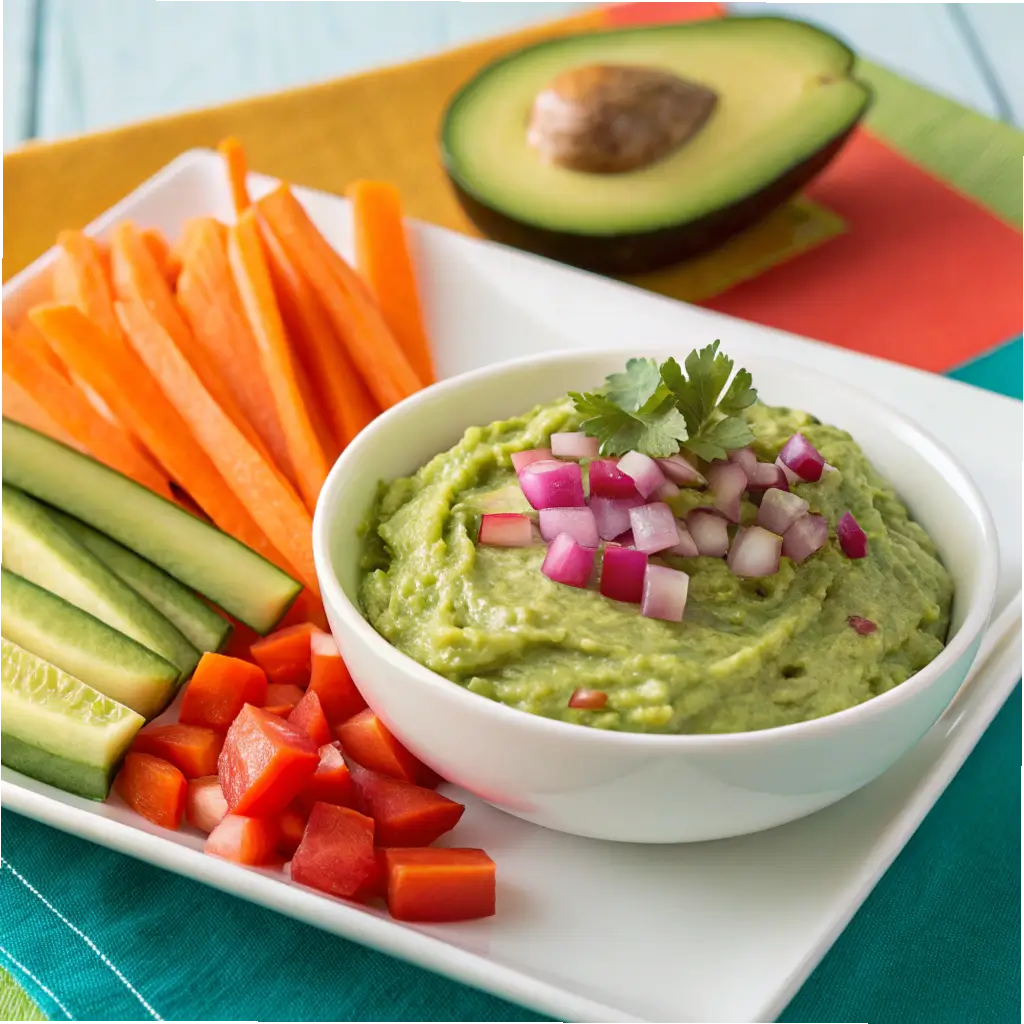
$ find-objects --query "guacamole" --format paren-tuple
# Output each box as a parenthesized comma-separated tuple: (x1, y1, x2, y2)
(359, 398, 953, 734)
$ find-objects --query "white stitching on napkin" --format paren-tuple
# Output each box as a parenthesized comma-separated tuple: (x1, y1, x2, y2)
(1, 859, 162, 1021)
(0, 944, 75, 1020)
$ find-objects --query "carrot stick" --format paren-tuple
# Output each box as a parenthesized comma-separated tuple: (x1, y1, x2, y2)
(255, 185, 423, 409)
(5, 315, 175, 498)
(2, 372, 81, 449)
(109, 222, 279, 470)
(176, 217, 296, 484)
(347, 180, 436, 385)
(114, 297, 319, 594)
(13, 316, 69, 380)
(52, 231, 121, 339)
(141, 228, 183, 289)
(218, 137, 251, 216)
(29, 304, 291, 572)
(256, 211, 375, 454)
(227, 211, 330, 513)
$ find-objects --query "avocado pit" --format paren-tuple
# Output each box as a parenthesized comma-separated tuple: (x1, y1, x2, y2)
(526, 63, 718, 174)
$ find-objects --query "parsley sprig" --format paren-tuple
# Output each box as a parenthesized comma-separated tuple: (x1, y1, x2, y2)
(570, 342, 757, 462)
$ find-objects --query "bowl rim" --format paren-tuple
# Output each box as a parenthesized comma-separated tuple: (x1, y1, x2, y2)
(312, 346, 999, 749)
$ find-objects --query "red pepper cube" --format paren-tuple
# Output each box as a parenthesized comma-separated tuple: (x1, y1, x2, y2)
(335, 709, 423, 783)
(179, 653, 268, 731)
(185, 775, 229, 833)
(276, 803, 310, 857)
(290, 803, 380, 900)
(116, 753, 187, 830)
(297, 743, 354, 811)
(250, 623, 319, 687)
(287, 690, 333, 747)
(205, 814, 280, 865)
(132, 723, 224, 778)
(218, 704, 319, 817)
(308, 631, 367, 725)
(382, 848, 496, 922)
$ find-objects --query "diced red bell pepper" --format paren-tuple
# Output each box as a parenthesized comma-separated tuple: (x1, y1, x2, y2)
(308, 630, 366, 724)
(250, 623, 319, 687)
(297, 743, 354, 811)
(335, 709, 423, 783)
(276, 803, 310, 857)
(382, 848, 496, 922)
(179, 653, 268, 731)
(185, 775, 229, 833)
(290, 803, 380, 900)
(287, 690, 332, 747)
(348, 762, 464, 846)
(261, 682, 305, 718)
(218, 704, 319, 817)
(205, 814, 280, 865)
(116, 753, 186, 830)
(131, 723, 224, 778)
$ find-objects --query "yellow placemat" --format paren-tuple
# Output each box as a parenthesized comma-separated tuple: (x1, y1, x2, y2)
(2, 7, 840, 303)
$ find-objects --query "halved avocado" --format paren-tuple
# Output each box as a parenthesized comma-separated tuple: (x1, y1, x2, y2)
(441, 18, 870, 274)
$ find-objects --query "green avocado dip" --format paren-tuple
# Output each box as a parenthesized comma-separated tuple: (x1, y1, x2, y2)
(359, 396, 953, 736)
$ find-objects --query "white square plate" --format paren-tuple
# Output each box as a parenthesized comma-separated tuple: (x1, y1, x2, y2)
(3, 150, 1021, 1023)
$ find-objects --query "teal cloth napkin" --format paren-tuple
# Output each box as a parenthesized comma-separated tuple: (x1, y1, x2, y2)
(2, 339, 1021, 1023)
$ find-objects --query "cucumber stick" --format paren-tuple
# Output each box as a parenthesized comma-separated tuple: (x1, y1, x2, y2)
(2, 485, 200, 678)
(50, 510, 232, 654)
(1, 568, 179, 719)
(1, 638, 144, 800)
(2, 419, 301, 632)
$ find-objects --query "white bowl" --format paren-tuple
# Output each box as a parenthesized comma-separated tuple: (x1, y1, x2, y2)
(312, 347, 998, 843)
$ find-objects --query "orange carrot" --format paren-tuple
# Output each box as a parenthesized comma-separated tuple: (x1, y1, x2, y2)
(52, 231, 122, 339)
(114, 297, 318, 594)
(347, 180, 436, 385)
(257, 211, 377, 453)
(218, 137, 251, 216)
(132, 723, 224, 779)
(2, 372, 81, 449)
(110, 222, 279, 469)
(176, 217, 296, 482)
(256, 185, 423, 409)
(228, 210, 330, 512)
(250, 622, 319, 687)
(141, 228, 183, 288)
(6, 315, 175, 497)
(30, 304, 290, 570)
(13, 317, 69, 379)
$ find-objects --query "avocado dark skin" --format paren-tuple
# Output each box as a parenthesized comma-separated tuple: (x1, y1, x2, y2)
(446, 127, 857, 276)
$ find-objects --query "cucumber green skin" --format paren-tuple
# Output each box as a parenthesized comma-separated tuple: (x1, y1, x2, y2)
(2, 485, 201, 680)
(51, 511, 232, 654)
(1, 732, 113, 799)
(2, 419, 302, 633)
(1, 568, 179, 719)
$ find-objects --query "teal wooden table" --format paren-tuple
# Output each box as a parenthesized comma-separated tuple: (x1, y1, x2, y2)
(3, 1, 1023, 152)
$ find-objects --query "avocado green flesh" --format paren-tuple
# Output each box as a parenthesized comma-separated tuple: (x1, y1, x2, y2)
(2, 485, 201, 679)
(359, 400, 953, 735)
(443, 19, 869, 236)
(2, 419, 301, 633)
(1, 568, 179, 719)
(1, 638, 144, 799)
(51, 511, 232, 654)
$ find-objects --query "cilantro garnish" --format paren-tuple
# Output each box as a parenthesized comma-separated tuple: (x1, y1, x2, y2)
(570, 342, 757, 461)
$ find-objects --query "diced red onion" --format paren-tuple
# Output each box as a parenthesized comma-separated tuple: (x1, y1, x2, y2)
(610, 529, 635, 549)
(727, 446, 757, 481)
(726, 526, 782, 578)
(775, 457, 800, 487)
(756, 488, 810, 536)
(519, 460, 585, 510)
(629, 502, 679, 554)
(778, 433, 825, 482)
(511, 448, 552, 474)
(550, 432, 599, 460)
(686, 509, 730, 557)
(837, 511, 868, 558)
(617, 451, 666, 498)
(847, 615, 877, 635)
(589, 494, 644, 540)
(478, 513, 533, 548)
(641, 563, 690, 622)
(664, 521, 699, 557)
(539, 507, 599, 548)
(599, 546, 648, 603)
(568, 688, 608, 710)
(782, 513, 829, 563)
(747, 461, 790, 495)
(656, 455, 705, 488)
(541, 533, 596, 588)
(652, 478, 680, 501)
(707, 461, 747, 523)
(588, 459, 640, 499)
